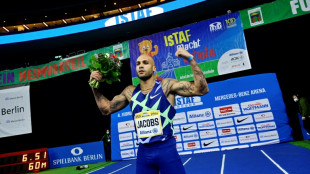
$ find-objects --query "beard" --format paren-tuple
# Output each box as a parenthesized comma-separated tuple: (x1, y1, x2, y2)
(138, 72, 153, 81)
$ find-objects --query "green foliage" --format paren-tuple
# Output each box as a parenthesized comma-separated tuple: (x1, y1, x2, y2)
(88, 53, 122, 88)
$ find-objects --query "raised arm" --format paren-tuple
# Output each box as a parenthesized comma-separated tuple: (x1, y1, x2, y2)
(170, 48, 209, 97)
(90, 71, 133, 116)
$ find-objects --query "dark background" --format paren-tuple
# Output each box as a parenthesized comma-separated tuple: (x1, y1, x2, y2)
(1, 0, 309, 154)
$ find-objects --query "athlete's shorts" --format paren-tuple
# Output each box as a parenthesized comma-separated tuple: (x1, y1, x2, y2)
(136, 137, 186, 174)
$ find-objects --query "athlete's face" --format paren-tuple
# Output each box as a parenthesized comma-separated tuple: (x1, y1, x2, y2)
(136, 55, 156, 81)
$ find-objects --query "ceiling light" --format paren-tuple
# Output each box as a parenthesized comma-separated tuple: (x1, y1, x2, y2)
(114, 2, 116, 5)
(119, 8, 123, 13)
(23, 24, 29, 30)
(2, 26, 9, 32)
(43, 22, 48, 27)
(62, 19, 67, 24)
(138, 4, 141, 8)
(81, 16, 86, 21)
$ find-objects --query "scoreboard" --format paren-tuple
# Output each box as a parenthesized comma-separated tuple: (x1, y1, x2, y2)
(0, 148, 49, 174)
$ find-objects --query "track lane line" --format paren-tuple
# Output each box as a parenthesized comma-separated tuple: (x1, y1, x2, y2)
(260, 150, 288, 174)
(183, 157, 192, 166)
(108, 164, 132, 174)
(221, 154, 226, 174)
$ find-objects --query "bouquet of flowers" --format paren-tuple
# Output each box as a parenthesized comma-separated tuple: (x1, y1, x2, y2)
(88, 52, 122, 88)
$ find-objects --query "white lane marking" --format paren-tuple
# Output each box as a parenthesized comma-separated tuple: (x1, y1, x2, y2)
(261, 150, 289, 174)
(108, 164, 132, 174)
(221, 154, 226, 174)
(86, 166, 105, 174)
(183, 157, 192, 166)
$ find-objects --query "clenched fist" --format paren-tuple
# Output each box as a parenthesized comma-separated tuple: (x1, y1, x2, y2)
(175, 47, 193, 60)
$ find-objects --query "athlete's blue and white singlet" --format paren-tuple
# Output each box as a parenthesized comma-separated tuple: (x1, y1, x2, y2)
(130, 80, 186, 174)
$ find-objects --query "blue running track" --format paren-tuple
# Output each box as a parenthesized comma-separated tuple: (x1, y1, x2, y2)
(87, 143, 310, 174)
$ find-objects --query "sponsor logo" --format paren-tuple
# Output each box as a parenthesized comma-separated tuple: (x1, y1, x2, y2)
(198, 121, 215, 130)
(118, 120, 135, 133)
(225, 18, 237, 28)
(119, 132, 133, 141)
(202, 140, 218, 147)
(135, 140, 139, 147)
(181, 124, 197, 132)
(248, 7, 264, 26)
(254, 112, 274, 122)
(187, 108, 213, 122)
(121, 149, 135, 158)
(238, 133, 258, 143)
(237, 117, 248, 123)
(182, 132, 199, 141)
(188, 142, 196, 147)
(183, 125, 193, 131)
(241, 99, 271, 114)
(71, 147, 83, 156)
(234, 115, 253, 125)
(213, 104, 241, 118)
(222, 129, 231, 133)
(175, 96, 203, 109)
(237, 124, 256, 134)
(210, 22, 222, 32)
(256, 122, 277, 131)
(173, 112, 187, 125)
(176, 143, 183, 151)
(142, 112, 150, 117)
(49, 142, 105, 168)
(259, 130, 279, 141)
(105, 7, 164, 27)
(184, 141, 200, 150)
(174, 126, 180, 133)
(220, 106, 232, 113)
(120, 141, 134, 150)
(219, 136, 238, 146)
(199, 130, 217, 139)
(174, 134, 182, 142)
(218, 127, 236, 136)
(216, 118, 234, 128)
(150, 93, 160, 99)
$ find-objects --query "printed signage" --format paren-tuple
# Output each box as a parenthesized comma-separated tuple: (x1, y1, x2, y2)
(110, 73, 293, 161)
(48, 141, 105, 168)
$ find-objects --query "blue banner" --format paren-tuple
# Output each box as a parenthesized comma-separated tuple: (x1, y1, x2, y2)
(48, 141, 105, 168)
(298, 113, 310, 140)
(111, 73, 293, 160)
(129, 12, 251, 85)
(0, 0, 205, 45)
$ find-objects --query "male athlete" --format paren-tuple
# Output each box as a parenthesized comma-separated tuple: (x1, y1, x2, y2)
(89, 47, 209, 174)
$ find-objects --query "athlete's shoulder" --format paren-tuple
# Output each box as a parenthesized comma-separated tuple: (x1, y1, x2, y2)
(125, 85, 136, 92)
(161, 78, 178, 86)
(161, 78, 178, 95)
(122, 85, 136, 99)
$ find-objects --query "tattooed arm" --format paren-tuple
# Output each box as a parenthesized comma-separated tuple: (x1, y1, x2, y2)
(168, 48, 209, 97)
(90, 71, 134, 116)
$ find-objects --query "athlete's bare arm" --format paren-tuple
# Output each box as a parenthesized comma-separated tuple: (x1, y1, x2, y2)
(90, 71, 135, 115)
(163, 47, 209, 97)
